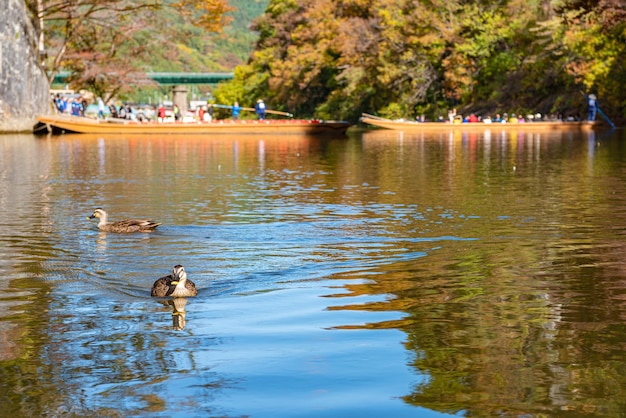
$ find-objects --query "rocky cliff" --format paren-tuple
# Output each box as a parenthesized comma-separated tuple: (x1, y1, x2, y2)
(0, 0, 49, 133)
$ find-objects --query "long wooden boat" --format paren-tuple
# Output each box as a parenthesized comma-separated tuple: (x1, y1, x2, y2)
(361, 113, 602, 132)
(35, 114, 351, 136)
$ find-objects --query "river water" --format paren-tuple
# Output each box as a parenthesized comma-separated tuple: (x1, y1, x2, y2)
(1, 128, 626, 417)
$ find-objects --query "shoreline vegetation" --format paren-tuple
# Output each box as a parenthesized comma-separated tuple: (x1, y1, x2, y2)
(216, 1, 625, 125)
(3, 1, 624, 131)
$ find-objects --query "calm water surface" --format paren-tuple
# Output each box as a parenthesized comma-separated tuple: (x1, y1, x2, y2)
(1, 128, 626, 417)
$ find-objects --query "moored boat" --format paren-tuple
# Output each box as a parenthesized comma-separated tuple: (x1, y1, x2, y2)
(36, 114, 351, 136)
(361, 113, 602, 132)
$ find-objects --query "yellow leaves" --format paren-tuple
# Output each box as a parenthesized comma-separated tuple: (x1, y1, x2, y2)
(375, 0, 405, 29)
(561, 21, 624, 89)
(173, 0, 234, 32)
(442, 52, 474, 101)
(266, 0, 298, 18)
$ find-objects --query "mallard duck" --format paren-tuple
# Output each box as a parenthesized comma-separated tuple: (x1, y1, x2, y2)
(87, 208, 161, 233)
(151, 265, 198, 297)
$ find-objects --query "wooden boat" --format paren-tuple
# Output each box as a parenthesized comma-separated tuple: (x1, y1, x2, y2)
(361, 113, 602, 132)
(35, 114, 351, 136)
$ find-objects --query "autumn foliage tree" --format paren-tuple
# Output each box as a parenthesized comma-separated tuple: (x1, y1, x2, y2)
(217, 0, 625, 123)
(25, 0, 233, 101)
(554, 0, 626, 123)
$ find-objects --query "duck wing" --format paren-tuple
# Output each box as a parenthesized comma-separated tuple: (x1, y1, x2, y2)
(151, 274, 175, 297)
(108, 219, 162, 233)
(185, 279, 198, 296)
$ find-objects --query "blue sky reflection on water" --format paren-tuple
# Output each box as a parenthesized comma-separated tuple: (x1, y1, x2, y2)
(45, 276, 429, 417)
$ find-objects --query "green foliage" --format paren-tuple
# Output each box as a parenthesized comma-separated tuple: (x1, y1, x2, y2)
(378, 103, 407, 120)
(213, 65, 254, 106)
(136, 0, 270, 73)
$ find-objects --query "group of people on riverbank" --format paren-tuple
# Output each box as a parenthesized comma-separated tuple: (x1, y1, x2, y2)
(53, 93, 146, 121)
(52, 93, 270, 123)
(53, 93, 88, 117)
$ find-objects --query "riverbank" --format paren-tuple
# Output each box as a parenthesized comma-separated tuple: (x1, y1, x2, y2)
(0, 117, 39, 134)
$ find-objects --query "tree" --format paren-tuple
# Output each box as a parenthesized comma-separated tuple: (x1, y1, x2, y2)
(553, 0, 626, 119)
(25, 0, 234, 100)
(221, 0, 625, 123)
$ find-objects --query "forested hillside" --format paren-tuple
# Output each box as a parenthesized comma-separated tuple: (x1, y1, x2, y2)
(214, 0, 626, 124)
(143, 0, 268, 72)
(31, 0, 268, 102)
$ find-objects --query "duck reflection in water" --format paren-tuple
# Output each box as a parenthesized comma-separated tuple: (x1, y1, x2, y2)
(152, 265, 197, 331)
(164, 297, 189, 330)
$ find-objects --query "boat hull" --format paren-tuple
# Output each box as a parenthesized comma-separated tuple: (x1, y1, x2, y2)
(361, 116, 601, 132)
(36, 115, 351, 136)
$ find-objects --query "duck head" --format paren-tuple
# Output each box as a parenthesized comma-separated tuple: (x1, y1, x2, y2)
(170, 265, 187, 285)
(87, 208, 107, 221)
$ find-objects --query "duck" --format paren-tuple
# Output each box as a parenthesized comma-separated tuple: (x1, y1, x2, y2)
(151, 265, 198, 297)
(87, 208, 162, 233)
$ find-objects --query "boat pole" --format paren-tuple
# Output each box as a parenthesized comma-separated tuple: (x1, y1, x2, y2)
(237, 106, 293, 118)
(213, 104, 293, 118)
(580, 91, 615, 129)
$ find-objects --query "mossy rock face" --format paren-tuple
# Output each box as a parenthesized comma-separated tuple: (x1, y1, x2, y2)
(0, 0, 50, 133)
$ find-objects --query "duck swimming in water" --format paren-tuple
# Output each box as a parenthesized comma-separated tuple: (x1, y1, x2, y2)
(151, 265, 198, 297)
(88, 208, 161, 233)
